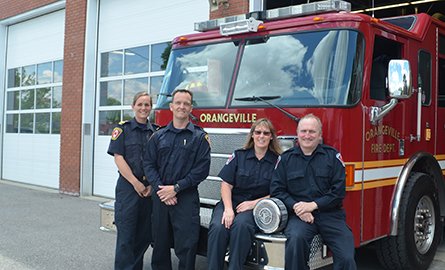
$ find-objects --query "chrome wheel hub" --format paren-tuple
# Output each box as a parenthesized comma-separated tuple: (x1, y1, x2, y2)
(414, 195, 435, 254)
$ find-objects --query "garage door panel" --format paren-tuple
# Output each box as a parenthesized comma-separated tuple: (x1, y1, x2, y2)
(3, 134, 60, 188)
(7, 10, 65, 68)
(98, 0, 208, 52)
(93, 137, 118, 198)
(3, 10, 64, 189)
(93, 0, 209, 198)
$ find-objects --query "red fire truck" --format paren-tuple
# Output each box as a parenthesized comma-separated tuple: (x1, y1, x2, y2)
(149, 0, 445, 269)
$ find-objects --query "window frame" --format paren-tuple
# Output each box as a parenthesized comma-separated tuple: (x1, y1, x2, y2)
(5, 60, 63, 134)
(97, 42, 170, 136)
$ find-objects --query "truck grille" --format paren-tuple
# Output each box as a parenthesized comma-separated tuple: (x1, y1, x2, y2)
(200, 129, 249, 202)
(209, 132, 248, 154)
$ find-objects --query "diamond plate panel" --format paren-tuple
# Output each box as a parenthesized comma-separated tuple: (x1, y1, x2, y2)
(209, 156, 227, 177)
(198, 177, 221, 201)
(199, 207, 213, 228)
(208, 132, 248, 154)
(199, 130, 249, 210)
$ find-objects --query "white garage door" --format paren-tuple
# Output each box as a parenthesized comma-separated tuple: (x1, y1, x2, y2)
(93, 0, 209, 197)
(3, 10, 65, 188)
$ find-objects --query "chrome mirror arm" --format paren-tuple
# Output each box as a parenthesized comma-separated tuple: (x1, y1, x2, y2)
(369, 98, 398, 124)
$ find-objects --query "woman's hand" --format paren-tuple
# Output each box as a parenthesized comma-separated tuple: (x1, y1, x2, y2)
(222, 208, 235, 229)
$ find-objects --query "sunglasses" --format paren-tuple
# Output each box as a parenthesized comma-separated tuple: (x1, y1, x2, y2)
(253, 130, 271, 136)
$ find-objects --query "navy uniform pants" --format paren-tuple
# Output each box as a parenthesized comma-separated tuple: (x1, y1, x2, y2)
(114, 177, 153, 270)
(207, 202, 257, 270)
(151, 188, 200, 270)
(284, 209, 356, 270)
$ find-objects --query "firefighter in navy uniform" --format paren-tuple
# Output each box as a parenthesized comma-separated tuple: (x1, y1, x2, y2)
(143, 89, 211, 270)
(107, 92, 158, 270)
(207, 118, 282, 270)
(271, 113, 356, 270)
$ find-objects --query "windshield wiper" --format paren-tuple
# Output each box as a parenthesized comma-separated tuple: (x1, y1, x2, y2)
(235, 96, 299, 123)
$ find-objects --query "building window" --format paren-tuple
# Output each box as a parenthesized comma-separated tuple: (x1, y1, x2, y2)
(5, 60, 63, 134)
(125, 46, 149, 74)
(37, 62, 52, 84)
(98, 42, 170, 135)
(151, 43, 170, 72)
(22, 65, 36, 86)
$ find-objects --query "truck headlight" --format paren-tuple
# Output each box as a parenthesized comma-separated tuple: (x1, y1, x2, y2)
(253, 198, 288, 234)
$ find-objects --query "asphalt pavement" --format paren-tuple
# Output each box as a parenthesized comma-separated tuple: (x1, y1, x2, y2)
(1, 179, 445, 270)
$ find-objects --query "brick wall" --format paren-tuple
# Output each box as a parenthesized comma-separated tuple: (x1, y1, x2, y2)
(59, 0, 87, 195)
(210, 0, 250, 20)
(0, 0, 58, 20)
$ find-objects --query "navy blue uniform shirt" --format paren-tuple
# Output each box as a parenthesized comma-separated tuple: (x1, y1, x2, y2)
(107, 118, 158, 181)
(219, 148, 278, 207)
(271, 144, 345, 212)
(143, 121, 211, 192)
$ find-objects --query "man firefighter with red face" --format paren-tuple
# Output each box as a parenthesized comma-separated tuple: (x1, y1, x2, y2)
(271, 113, 356, 270)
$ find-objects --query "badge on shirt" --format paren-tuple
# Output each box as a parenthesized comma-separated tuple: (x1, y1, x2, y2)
(336, 153, 345, 167)
(205, 134, 211, 147)
(111, 127, 123, 140)
(274, 155, 281, 170)
(226, 152, 235, 165)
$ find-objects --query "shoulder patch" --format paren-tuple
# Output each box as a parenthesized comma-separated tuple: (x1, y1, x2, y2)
(226, 152, 235, 165)
(204, 134, 211, 146)
(111, 127, 123, 140)
(336, 153, 345, 167)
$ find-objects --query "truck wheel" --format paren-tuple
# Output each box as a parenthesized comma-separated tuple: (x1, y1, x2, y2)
(376, 172, 442, 270)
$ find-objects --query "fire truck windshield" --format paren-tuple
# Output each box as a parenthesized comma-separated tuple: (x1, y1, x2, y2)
(157, 41, 238, 108)
(157, 29, 363, 108)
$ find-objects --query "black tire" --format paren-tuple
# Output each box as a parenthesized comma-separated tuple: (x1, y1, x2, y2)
(376, 172, 442, 270)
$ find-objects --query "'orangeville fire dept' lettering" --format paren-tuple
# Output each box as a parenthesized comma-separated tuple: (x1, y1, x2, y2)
(365, 125, 400, 154)
(365, 125, 400, 141)
(199, 113, 257, 123)
(371, 143, 396, 153)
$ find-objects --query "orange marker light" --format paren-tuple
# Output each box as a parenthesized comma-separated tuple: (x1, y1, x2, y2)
(313, 16, 324, 22)
(425, 128, 431, 141)
(178, 36, 188, 42)
(345, 164, 355, 187)
(258, 24, 266, 31)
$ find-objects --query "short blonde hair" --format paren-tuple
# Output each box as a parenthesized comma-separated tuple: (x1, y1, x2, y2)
(298, 113, 322, 134)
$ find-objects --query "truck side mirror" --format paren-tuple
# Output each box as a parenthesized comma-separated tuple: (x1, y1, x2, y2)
(388, 59, 413, 99)
(370, 59, 413, 124)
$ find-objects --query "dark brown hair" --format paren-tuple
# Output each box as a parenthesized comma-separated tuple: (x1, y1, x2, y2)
(171, 89, 193, 104)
